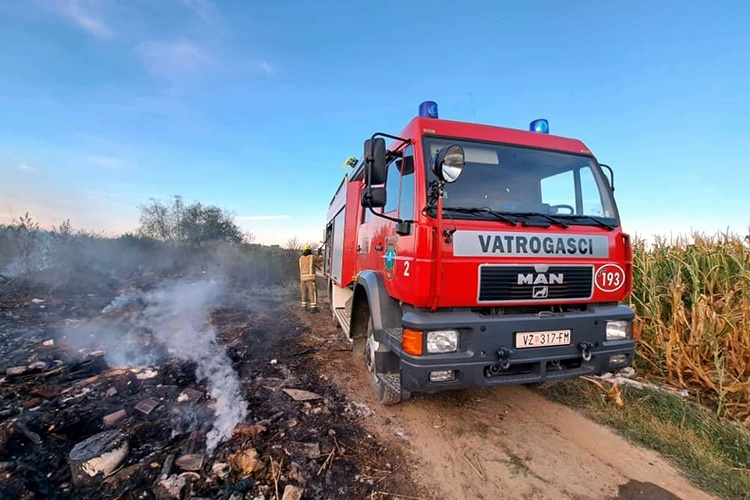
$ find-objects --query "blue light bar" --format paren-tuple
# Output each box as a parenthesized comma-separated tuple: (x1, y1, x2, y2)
(529, 119, 549, 133)
(419, 101, 439, 118)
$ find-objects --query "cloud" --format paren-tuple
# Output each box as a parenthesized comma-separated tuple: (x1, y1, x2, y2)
(178, 0, 219, 23)
(88, 156, 124, 169)
(137, 39, 211, 80)
(18, 164, 37, 172)
(259, 61, 276, 77)
(84, 190, 123, 201)
(49, 0, 114, 39)
(237, 215, 290, 221)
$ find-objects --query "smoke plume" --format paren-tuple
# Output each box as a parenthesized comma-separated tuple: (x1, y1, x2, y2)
(73, 277, 249, 454)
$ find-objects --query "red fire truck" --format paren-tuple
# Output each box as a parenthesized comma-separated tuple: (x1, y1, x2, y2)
(322, 101, 635, 405)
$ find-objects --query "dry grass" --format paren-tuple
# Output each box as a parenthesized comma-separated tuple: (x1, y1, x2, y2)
(539, 380, 750, 500)
(630, 231, 750, 424)
(540, 230, 750, 500)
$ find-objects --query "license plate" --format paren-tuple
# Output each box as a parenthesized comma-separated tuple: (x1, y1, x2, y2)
(515, 329, 571, 348)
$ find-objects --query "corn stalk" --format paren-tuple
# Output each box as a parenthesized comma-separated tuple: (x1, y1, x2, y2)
(630, 231, 750, 424)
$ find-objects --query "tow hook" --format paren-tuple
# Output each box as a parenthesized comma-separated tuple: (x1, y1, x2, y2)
(577, 341, 594, 362)
(487, 347, 513, 375)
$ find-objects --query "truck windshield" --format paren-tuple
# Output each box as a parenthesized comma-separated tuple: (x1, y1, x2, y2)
(423, 137, 619, 227)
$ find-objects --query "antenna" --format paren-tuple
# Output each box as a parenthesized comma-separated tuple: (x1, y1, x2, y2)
(468, 92, 478, 122)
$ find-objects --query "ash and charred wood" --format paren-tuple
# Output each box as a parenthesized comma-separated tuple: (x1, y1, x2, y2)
(161, 453, 175, 479)
(5, 366, 29, 377)
(175, 453, 204, 472)
(20, 397, 44, 409)
(134, 397, 160, 415)
(69, 430, 129, 487)
(171, 429, 208, 457)
(0, 409, 18, 420)
(38, 365, 66, 378)
(54, 357, 109, 384)
(233, 423, 267, 439)
(31, 385, 64, 399)
(256, 410, 285, 427)
(12, 421, 42, 445)
(292, 347, 313, 357)
(4, 361, 65, 382)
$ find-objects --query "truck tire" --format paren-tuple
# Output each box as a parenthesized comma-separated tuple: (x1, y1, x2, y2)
(365, 314, 401, 405)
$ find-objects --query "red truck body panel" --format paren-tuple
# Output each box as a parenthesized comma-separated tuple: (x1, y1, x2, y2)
(322, 109, 636, 402)
(336, 116, 631, 311)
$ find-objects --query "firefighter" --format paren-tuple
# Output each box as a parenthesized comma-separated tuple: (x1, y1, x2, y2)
(299, 244, 323, 311)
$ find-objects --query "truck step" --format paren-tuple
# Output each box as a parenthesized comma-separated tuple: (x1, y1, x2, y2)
(381, 372, 401, 394)
(334, 307, 351, 337)
(384, 328, 403, 342)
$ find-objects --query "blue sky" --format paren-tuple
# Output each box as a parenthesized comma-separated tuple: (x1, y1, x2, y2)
(1, 0, 748, 245)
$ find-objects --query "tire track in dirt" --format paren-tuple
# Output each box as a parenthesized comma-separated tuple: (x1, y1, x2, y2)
(291, 284, 716, 500)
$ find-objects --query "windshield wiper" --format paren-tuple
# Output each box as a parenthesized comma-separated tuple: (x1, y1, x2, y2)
(557, 215, 616, 231)
(499, 211, 570, 229)
(441, 207, 519, 226)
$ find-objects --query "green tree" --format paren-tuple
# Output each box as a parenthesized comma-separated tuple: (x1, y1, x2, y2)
(180, 202, 243, 244)
(136, 195, 243, 244)
(137, 195, 183, 241)
(13, 212, 40, 273)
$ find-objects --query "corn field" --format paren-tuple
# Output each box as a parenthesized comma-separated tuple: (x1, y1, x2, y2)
(630, 231, 750, 425)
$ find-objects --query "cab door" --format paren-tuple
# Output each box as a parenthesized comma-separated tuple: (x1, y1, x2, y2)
(356, 146, 417, 301)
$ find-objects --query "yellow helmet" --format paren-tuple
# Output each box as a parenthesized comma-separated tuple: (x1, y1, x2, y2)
(302, 244, 311, 251)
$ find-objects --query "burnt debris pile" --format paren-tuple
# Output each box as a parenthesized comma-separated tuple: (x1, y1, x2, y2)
(0, 268, 399, 500)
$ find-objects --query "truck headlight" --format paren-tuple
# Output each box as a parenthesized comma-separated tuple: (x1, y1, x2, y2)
(426, 330, 459, 353)
(606, 320, 632, 341)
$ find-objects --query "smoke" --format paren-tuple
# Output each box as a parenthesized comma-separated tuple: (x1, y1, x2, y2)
(135, 277, 248, 453)
(101, 290, 143, 314)
(71, 277, 249, 454)
(1, 231, 56, 277)
(2, 221, 298, 453)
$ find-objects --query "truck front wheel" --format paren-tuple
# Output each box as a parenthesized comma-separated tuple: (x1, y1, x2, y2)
(365, 315, 401, 405)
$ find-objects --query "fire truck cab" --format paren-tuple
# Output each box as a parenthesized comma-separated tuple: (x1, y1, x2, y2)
(322, 102, 635, 405)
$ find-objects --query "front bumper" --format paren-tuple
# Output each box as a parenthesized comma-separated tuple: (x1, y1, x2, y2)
(390, 304, 635, 394)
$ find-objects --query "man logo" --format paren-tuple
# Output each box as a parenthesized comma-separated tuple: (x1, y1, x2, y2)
(532, 286, 549, 299)
(518, 273, 563, 285)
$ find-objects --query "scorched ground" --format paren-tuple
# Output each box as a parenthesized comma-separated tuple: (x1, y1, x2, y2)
(0, 268, 418, 500)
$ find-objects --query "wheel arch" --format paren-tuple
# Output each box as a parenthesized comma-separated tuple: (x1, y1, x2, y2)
(350, 270, 403, 341)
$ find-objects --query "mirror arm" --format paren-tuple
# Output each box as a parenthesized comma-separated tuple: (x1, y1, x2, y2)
(369, 132, 411, 150)
(368, 206, 413, 225)
(361, 132, 414, 230)
(367, 132, 411, 171)
(364, 132, 411, 191)
(600, 163, 615, 192)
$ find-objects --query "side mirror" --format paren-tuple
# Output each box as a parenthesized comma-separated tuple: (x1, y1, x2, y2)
(433, 145, 465, 183)
(398, 155, 414, 175)
(364, 138, 387, 185)
(361, 186, 386, 208)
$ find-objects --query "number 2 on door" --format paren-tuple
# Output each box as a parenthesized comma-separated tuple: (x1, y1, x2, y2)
(403, 261, 410, 277)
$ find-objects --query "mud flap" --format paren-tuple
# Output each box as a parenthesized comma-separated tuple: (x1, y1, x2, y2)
(380, 372, 411, 402)
(352, 336, 366, 357)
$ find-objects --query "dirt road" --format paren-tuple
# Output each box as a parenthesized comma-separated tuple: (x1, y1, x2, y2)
(292, 285, 715, 500)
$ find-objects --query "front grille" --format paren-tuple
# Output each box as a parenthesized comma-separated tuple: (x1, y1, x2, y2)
(478, 265, 593, 303)
(471, 304, 589, 316)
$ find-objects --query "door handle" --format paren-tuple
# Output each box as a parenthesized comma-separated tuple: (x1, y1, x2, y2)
(375, 245, 383, 251)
